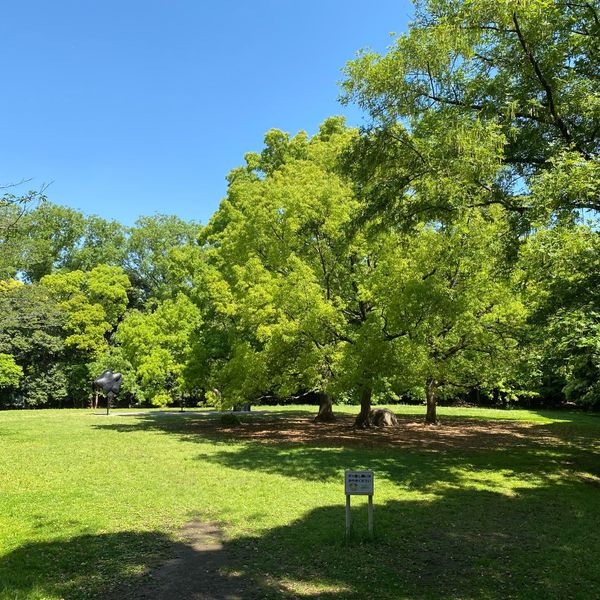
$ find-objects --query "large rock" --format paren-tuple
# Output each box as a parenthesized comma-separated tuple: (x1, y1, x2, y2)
(369, 408, 398, 427)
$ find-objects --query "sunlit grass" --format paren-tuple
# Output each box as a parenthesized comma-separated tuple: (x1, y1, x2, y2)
(0, 406, 599, 599)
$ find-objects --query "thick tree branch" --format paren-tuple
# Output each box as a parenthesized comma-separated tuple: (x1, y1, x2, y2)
(512, 12, 588, 158)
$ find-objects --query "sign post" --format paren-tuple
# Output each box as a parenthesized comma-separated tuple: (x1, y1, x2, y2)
(344, 470, 374, 538)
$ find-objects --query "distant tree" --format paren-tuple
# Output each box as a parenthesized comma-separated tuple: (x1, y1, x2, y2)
(41, 265, 131, 355)
(117, 294, 201, 406)
(16, 203, 129, 281)
(63, 215, 128, 273)
(0, 353, 23, 389)
(0, 283, 67, 408)
(519, 225, 600, 408)
(0, 184, 46, 279)
(125, 214, 202, 301)
(18, 203, 86, 281)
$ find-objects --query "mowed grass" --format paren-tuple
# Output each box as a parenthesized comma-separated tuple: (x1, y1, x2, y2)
(1, 405, 599, 599)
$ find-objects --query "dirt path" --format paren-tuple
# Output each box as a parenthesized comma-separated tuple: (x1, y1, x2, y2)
(108, 521, 251, 600)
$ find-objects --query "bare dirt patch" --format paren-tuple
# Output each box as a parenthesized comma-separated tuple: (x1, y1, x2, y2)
(106, 521, 251, 600)
(182, 413, 576, 453)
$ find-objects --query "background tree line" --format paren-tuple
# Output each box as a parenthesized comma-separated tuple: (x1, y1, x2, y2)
(1, 0, 598, 423)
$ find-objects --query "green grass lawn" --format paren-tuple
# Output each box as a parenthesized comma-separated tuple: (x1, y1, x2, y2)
(1, 405, 599, 599)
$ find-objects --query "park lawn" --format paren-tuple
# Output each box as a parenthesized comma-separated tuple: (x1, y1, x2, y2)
(0, 406, 599, 599)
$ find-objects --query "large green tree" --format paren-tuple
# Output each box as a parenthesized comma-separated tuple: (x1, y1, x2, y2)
(197, 118, 523, 424)
(370, 209, 525, 423)
(196, 120, 356, 418)
(339, 0, 598, 417)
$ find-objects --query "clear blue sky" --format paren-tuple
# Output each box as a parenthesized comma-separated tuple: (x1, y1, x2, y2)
(1, 1, 412, 225)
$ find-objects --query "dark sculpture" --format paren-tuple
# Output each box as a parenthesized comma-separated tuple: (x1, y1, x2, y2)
(92, 370, 122, 415)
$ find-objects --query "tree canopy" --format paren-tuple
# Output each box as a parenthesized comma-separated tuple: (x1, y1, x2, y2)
(341, 0, 599, 226)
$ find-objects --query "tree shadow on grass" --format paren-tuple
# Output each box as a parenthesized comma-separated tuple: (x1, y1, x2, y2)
(2, 481, 599, 600)
(0, 525, 251, 600)
(240, 484, 600, 599)
(93, 411, 599, 487)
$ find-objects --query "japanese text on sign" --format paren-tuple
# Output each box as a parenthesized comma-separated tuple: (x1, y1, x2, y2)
(345, 470, 374, 495)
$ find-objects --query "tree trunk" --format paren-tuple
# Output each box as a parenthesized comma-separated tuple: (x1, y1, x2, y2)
(354, 386, 373, 428)
(425, 377, 437, 424)
(314, 392, 335, 423)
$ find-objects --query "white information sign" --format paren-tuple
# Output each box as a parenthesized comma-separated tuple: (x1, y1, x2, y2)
(345, 470, 374, 495)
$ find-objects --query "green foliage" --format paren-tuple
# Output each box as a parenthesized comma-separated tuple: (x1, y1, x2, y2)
(519, 225, 600, 407)
(18, 203, 86, 281)
(198, 120, 366, 407)
(0, 283, 68, 407)
(0, 353, 22, 389)
(554, 310, 600, 408)
(338, 0, 599, 413)
(41, 265, 131, 355)
(117, 294, 202, 405)
(384, 211, 524, 389)
(0, 204, 204, 407)
(0, 187, 46, 279)
(64, 214, 128, 272)
(125, 214, 202, 301)
(341, 0, 599, 225)
(10, 203, 204, 304)
(14, 203, 128, 281)
(203, 388, 223, 408)
(197, 119, 525, 421)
